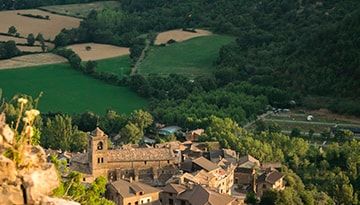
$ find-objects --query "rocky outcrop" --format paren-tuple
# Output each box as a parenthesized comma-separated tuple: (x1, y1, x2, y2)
(0, 113, 80, 205)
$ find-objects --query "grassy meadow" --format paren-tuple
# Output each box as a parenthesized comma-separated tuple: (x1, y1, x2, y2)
(0, 63, 147, 114)
(138, 35, 235, 77)
(95, 55, 132, 77)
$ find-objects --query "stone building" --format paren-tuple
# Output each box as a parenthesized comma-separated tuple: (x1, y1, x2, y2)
(70, 128, 180, 185)
(234, 154, 285, 197)
(160, 183, 244, 205)
(106, 179, 161, 205)
(256, 170, 285, 197)
(170, 156, 235, 195)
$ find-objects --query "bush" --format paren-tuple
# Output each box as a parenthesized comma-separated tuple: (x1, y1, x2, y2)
(290, 128, 301, 137)
(0, 41, 21, 59)
(167, 39, 177, 44)
(17, 13, 50, 20)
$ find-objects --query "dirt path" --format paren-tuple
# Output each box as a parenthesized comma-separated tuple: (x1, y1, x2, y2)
(131, 39, 150, 75)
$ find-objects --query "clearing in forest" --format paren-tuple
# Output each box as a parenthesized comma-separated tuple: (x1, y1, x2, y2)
(0, 53, 67, 70)
(0, 9, 80, 40)
(0, 63, 147, 114)
(67, 43, 130, 61)
(40, 1, 121, 18)
(154, 29, 212, 45)
(257, 109, 360, 138)
(139, 35, 235, 77)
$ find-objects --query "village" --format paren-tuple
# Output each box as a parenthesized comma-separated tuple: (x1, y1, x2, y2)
(47, 127, 285, 205)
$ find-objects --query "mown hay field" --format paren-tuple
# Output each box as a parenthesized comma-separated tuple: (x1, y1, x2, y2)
(154, 29, 212, 45)
(40, 1, 121, 18)
(139, 35, 235, 77)
(0, 34, 54, 48)
(0, 9, 80, 40)
(0, 63, 147, 114)
(67, 43, 130, 61)
(0, 53, 67, 70)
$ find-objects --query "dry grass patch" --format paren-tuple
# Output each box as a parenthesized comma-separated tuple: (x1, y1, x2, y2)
(0, 9, 80, 40)
(154, 29, 212, 45)
(0, 35, 28, 44)
(16, 45, 43, 52)
(40, 1, 121, 18)
(0, 34, 54, 49)
(0, 53, 67, 70)
(67, 43, 130, 61)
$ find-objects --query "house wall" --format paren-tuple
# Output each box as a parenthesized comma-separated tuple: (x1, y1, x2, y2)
(159, 192, 189, 205)
(106, 185, 160, 205)
(256, 182, 271, 197)
(122, 192, 160, 205)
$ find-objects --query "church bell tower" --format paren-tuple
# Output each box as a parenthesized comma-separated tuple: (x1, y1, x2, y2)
(88, 127, 108, 174)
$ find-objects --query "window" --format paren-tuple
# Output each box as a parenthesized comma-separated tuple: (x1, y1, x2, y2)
(128, 203, 131, 205)
(144, 161, 147, 165)
(97, 158, 100, 163)
(263, 184, 267, 189)
(169, 199, 174, 205)
(147, 199, 150, 203)
(167, 160, 170, 164)
(135, 202, 138, 205)
(101, 158, 104, 163)
(83, 178, 86, 182)
(97, 141, 103, 150)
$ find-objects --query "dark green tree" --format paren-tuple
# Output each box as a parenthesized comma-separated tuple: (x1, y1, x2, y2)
(8, 26, 17, 35)
(27, 33, 35, 46)
(84, 60, 97, 74)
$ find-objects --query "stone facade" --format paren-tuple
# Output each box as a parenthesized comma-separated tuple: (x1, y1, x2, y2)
(70, 128, 180, 185)
(170, 157, 235, 195)
(234, 154, 285, 197)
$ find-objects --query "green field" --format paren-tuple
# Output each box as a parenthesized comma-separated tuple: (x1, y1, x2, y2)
(40, 1, 121, 18)
(0, 63, 147, 114)
(138, 35, 234, 77)
(95, 55, 132, 77)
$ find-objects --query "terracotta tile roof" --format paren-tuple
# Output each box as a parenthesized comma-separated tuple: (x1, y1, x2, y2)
(109, 179, 161, 198)
(178, 185, 236, 205)
(180, 160, 193, 172)
(238, 155, 260, 168)
(257, 170, 284, 184)
(71, 153, 88, 164)
(217, 158, 232, 169)
(261, 162, 282, 170)
(155, 141, 186, 151)
(162, 183, 187, 194)
(108, 148, 175, 162)
(192, 157, 219, 172)
(235, 167, 254, 174)
(193, 170, 216, 184)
